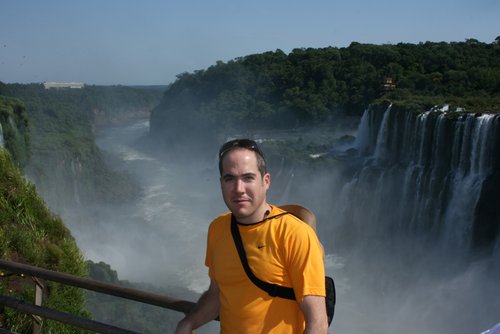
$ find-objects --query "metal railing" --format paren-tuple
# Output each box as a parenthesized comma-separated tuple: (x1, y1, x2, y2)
(0, 259, 197, 333)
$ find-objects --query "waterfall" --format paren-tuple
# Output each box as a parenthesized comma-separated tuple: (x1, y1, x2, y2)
(325, 107, 500, 334)
(372, 105, 391, 163)
(352, 108, 371, 154)
(339, 106, 500, 255)
(70, 158, 82, 206)
(0, 122, 4, 148)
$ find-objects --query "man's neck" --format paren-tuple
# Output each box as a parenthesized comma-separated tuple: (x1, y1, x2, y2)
(236, 203, 272, 225)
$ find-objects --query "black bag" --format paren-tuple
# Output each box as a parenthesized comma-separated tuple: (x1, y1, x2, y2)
(231, 214, 336, 326)
(325, 276, 336, 325)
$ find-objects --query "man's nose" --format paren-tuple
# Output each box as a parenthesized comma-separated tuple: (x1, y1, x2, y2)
(235, 179, 245, 193)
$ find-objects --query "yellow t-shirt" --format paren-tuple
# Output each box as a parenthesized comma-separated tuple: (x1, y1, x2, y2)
(205, 205, 326, 333)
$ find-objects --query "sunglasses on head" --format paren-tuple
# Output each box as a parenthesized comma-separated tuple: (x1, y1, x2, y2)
(218, 139, 265, 160)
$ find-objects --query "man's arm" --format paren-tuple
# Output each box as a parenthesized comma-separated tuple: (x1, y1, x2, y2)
(300, 295, 328, 334)
(175, 279, 220, 334)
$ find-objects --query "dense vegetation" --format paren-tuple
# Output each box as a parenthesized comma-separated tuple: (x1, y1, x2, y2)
(0, 83, 163, 208)
(150, 39, 500, 150)
(0, 149, 90, 333)
(84, 84, 166, 126)
(0, 96, 30, 168)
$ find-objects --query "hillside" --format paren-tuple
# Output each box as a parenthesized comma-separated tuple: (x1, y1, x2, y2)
(0, 148, 90, 333)
(149, 39, 500, 152)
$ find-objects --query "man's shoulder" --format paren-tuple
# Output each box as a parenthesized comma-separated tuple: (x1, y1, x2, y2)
(209, 211, 232, 228)
(271, 206, 315, 234)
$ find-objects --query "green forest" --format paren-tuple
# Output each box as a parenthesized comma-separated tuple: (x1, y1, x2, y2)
(150, 39, 500, 150)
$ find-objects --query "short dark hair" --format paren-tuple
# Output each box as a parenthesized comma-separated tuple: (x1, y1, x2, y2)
(218, 139, 267, 176)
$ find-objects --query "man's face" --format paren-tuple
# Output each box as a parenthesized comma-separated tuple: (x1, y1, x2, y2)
(220, 148, 270, 224)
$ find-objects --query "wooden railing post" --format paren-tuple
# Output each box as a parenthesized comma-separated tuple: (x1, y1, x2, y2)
(32, 277, 44, 334)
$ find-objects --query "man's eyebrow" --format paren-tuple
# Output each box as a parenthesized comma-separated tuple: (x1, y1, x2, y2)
(221, 172, 257, 179)
(221, 172, 235, 179)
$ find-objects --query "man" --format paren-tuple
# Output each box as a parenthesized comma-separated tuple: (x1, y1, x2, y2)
(176, 139, 328, 333)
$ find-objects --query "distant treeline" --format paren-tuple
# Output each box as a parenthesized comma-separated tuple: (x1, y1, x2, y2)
(150, 39, 500, 150)
(0, 83, 165, 126)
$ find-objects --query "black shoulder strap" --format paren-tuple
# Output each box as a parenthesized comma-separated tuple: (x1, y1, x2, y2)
(230, 214, 296, 300)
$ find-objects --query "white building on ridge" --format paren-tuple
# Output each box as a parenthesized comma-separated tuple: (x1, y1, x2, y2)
(43, 82, 85, 89)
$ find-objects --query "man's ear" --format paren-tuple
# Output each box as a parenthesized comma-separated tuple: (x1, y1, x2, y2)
(264, 172, 271, 190)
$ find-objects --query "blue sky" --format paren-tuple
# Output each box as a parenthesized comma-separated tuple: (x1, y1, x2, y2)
(1, 0, 498, 85)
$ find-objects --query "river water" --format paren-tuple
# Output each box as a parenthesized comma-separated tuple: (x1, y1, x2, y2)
(82, 119, 222, 291)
